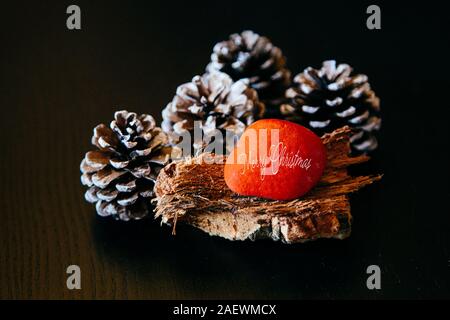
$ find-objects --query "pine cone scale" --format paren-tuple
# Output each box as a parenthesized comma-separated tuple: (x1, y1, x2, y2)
(91, 124, 119, 149)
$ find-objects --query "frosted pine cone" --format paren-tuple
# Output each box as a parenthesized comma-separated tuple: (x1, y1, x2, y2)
(206, 30, 290, 115)
(162, 71, 264, 155)
(282, 60, 381, 153)
(80, 110, 178, 221)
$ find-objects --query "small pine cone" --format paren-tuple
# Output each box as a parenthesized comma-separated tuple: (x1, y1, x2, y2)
(282, 60, 381, 153)
(80, 110, 178, 221)
(206, 30, 291, 115)
(162, 71, 264, 155)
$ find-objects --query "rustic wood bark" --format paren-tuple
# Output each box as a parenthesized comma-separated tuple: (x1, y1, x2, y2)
(154, 127, 381, 244)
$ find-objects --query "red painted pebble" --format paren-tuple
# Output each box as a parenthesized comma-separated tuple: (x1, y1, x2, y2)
(224, 119, 327, 200)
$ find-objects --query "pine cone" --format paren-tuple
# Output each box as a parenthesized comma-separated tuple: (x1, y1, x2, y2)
(282, 60, 381, 153)
(80, 110, 178, 221)
(162, 71, 264, 155)
(206, 30, 291, 115)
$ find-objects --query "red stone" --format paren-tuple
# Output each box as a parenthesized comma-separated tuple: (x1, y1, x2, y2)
(224, 119, 327, 200)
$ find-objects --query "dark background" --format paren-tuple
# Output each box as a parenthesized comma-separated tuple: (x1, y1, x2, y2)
(1, 0, 449, 299)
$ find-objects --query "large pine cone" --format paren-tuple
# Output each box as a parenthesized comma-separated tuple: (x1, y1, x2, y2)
(162, 71, 264, 155)
(206, 30, 291, 115)
(80, 110, 177, 221)
(282, 60, 381, 153)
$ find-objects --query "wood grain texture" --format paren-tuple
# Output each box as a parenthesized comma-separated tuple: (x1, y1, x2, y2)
(1, 1, 449, 299)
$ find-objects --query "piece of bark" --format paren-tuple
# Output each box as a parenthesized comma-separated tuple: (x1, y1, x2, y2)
(154, 127, 381, 244)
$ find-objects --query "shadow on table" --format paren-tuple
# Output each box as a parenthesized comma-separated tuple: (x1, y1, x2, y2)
(91, 207, 373, 299)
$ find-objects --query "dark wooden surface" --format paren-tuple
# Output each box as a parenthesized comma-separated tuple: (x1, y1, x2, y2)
(1, 1, 449, 299)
